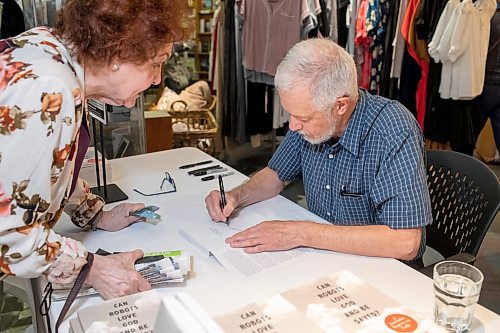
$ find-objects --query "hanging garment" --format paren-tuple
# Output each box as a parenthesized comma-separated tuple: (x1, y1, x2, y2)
(415, 0, 449, 43)
(302, 0, 322, 39)
(446, 0, 497, 100)
(429, 0, 496, 100)
(223, 0, 238, 138)
(326, 0, 338, 42)
(345, 0, 359, 52)
(213, 1, 225, 153)
(402, 0, 429, 129)
(273, 89, 290, 129)
(365, 0, 390, 94)
(378, 0, 400, 99)
(399, 46, 422, 119)
(234, 2, 248, 144)
(237, 0, 313, 76)
(0, 0, 25, 39)
(390, 0, 409, 79)
(355, 0, 371, 89)
(475, 10, 500, 152)
(246, 81, 274, 136)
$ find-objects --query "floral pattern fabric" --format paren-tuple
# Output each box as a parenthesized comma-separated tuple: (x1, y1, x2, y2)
(0, 28, 104, 280)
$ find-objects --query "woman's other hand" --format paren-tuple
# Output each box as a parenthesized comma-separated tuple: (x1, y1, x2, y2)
(86, 250, 151, 300)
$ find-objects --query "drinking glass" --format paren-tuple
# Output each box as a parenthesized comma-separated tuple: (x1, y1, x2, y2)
(433, 261, 484, 332)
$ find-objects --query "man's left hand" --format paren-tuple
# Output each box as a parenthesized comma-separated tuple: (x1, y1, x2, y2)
(96, 203, 146, 232)
(225, 220, 307, 253)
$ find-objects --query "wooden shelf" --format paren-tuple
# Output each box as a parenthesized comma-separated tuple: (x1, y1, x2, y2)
(194, 0, 214, 82)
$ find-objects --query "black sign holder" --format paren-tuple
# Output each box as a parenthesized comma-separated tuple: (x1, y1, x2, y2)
(88, 100, 128, 203)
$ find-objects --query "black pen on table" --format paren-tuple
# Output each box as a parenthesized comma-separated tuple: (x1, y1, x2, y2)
(179, 160, 212, 169)
(218, 174, 229, 223)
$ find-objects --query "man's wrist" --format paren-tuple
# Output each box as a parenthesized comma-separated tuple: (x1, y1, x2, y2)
(230, 187, 244, 209)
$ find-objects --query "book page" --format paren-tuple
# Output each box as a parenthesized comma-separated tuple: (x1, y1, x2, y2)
(180, 207, 312, 279)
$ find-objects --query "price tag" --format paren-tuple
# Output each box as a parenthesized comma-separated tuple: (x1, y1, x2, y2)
(88, 99, 108, 125)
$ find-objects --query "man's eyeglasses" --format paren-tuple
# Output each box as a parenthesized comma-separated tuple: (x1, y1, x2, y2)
(133, 172, 177, 196)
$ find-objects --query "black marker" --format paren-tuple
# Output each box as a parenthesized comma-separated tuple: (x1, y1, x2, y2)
(179, 160, 212, 169)
(189, 165, 222, 175)
(201, 171, 234, 181)
(194, 168, 228, 176)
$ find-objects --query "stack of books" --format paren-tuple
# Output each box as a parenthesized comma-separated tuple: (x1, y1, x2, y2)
(53, 251, 191, 301)
(70, 289, 161, 333)
(69, 290, 223, 333)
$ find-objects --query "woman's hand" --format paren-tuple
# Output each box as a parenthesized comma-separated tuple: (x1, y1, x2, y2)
(96, 203, 145, 232)
(86, 250, 151, 300)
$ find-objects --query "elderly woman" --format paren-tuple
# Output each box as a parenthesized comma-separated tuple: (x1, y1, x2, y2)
(0, 0, 189, 299)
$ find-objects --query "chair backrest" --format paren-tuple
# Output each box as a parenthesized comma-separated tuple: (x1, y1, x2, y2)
(426, 149, 500, 258)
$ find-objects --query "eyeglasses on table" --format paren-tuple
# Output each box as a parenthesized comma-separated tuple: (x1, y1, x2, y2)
(133, 172, 177, 196)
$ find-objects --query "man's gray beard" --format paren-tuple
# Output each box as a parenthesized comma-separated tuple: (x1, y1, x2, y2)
(299, 117, 338, 145)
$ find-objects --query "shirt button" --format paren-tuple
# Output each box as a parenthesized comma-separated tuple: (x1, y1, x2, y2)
(327, 212, 331, 216)
(328, 154, 333, 159)
(326, 185, 331, 190)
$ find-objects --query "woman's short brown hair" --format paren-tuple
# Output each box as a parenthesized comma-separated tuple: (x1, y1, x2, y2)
(54, 0, 191, 67)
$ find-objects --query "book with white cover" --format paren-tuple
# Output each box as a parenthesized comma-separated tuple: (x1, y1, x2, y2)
(77, 289, 161, 333)
(154, 293, 224, 332)
(215, 270, 444, 333)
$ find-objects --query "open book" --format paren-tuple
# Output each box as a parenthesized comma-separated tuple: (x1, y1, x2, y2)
(179, 205, 329, 279)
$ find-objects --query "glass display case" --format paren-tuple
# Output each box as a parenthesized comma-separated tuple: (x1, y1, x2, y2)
(92, 96, 147, 160)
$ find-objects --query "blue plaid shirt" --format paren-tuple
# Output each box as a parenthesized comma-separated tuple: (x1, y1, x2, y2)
(268, 90, 432, 259)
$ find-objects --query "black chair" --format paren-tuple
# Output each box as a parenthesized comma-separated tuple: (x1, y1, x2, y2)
(419, 149, 500, 276)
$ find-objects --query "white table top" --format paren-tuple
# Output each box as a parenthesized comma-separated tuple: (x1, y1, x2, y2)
(47, 147, 500, 332)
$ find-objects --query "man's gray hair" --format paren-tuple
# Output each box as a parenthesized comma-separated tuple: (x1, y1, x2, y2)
(275, 38, 358, 113)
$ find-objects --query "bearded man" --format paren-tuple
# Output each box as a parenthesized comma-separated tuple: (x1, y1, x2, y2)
(205, 38, 432, 268)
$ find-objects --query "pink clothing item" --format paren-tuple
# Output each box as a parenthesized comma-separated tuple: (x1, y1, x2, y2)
(402, 0, 428, 130)
(238, 0, 311, 76)
(355, 0, 371, 89)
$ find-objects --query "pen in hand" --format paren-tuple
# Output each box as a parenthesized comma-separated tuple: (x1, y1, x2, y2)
(218, 175, 228, 223)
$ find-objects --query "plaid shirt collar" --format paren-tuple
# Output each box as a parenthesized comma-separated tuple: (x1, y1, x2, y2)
(336, 89, 384, 158)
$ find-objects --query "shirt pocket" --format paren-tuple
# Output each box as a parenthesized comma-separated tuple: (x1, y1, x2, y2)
(279, 11, 296, 22)
(338, 194, 374, 225)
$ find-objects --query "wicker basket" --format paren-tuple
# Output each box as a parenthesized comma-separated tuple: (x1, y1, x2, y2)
(170, 100, 218, 153)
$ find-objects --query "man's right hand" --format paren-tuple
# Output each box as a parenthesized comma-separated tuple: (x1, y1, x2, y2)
(86, 250, 151, 300)
(205, 190, 238, 222)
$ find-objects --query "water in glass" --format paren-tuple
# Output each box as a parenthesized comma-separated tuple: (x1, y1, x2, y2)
(434, 273, 479, 332)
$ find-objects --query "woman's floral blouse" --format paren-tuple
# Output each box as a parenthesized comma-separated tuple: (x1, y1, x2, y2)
(0, 28, 105, 284)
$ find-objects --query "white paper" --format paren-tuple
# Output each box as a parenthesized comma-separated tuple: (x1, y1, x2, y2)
(179, 207, 312, 279)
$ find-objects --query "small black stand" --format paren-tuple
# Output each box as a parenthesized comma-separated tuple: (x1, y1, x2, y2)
(89, 116, 128, 203)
